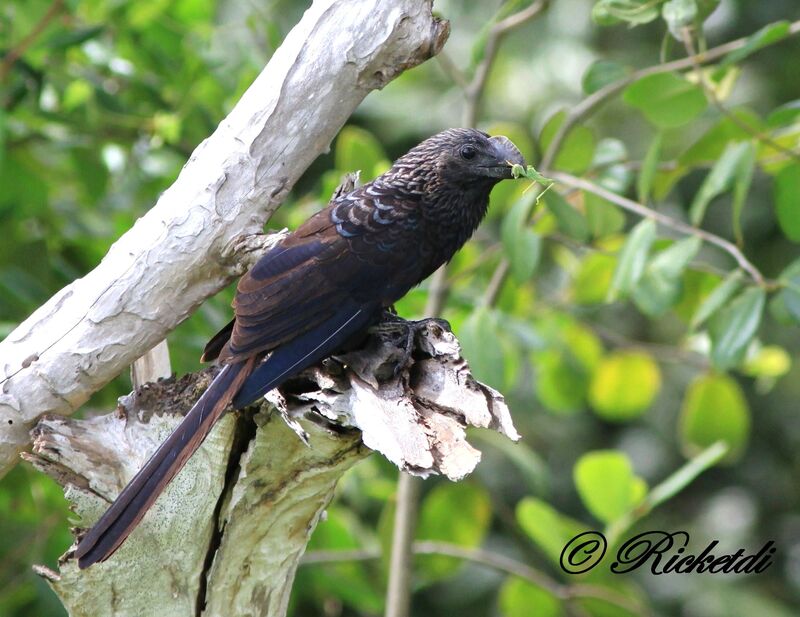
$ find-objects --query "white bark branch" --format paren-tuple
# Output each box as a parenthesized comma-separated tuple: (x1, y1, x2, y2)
(0, 0, 449, 474)
(27, 319, 518, 616)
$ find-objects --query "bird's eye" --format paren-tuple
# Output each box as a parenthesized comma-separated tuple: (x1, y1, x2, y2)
(460, 145, 477, 160)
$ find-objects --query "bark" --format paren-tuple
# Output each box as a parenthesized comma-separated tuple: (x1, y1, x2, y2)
(27, 319, 518, 617)
(0, 0, 449, 475)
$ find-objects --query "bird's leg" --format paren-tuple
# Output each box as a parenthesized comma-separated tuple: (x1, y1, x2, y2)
(369, 309, 451, 377)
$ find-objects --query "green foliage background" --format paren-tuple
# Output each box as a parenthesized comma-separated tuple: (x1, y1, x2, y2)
(2, 0, 800, 615)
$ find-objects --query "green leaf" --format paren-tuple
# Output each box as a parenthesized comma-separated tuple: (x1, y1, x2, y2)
(774, 163, 800, 242)
(535, 349, 588, 414)
(637, 132, 663, 203)
(742, 345, 792, 379)
(460, 308, 510, 389)
(574, 451, 645, 524)
(582, 60, 629, 94)
(416, 482, 491, 580)
(731, 141, 757, 245)
(334, 126, 388, 180)
(499, 578, 563, 617)
(767, 100, 800, 128)
(516, 498, 584, 565)
(585, 193, 626, 238)
(690, 269, 744, 330)
(679, 374, 750, 462)
(544, 191, 589, 242)
(680, 108, 764, 166)
(689, 141, 753, 226)
(708, 287, 765, 370)
(623, 72, 707, 129)
(573, 251, 618, 304)
(607, 219, 657, 301)
(502, 197, 542, 282)
(721, 21, 791, 68)
(632, 236, 701, 316)
(589, 351, 661, 420)
(540, 110, 596, 174)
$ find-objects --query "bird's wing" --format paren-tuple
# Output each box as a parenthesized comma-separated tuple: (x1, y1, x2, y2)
(220, 185, 426, 364)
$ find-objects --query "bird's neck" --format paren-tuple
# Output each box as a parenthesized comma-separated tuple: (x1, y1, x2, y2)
(423, 183, 494, 266)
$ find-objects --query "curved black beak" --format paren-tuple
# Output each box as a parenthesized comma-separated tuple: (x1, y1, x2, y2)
(483, 135, 526, 179)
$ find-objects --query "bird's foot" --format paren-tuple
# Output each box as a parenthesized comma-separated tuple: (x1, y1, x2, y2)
(370, 311, 452, 378)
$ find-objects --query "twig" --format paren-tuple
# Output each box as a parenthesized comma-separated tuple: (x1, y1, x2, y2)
(463, 0, 549, 126)
(0, 0, 65, 82)
(680, 27, 800, 163)
(303, 541, 649, 616)
(547, 171, 767, 286)
(540, 18, 800, 170)
(385, 473, 422, 617)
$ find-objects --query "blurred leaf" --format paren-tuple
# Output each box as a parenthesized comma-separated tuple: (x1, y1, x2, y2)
(62, 80, 94, 111)
(516, 497, 584, 565)
(334, 126, 388, 180)
(304, 507, 383, 613)
(708, 287, 765, 370)
(690, 269, 743, 330)
(632, 236, 701, 316)
(535, 349, 588, 414)
(680, 108, 763, 166)
(416, 482, 491, 580)
(623, 72, 707, 129)
(592, 0, 661, 26)
(582, 60, 629, 94)
(46, 25, 104, 49)
(662, 0, 697, 40)
(589, 351, 661, 420)
(647, 441, 728, 508)
(502, 195, 541, 282)
(607, 219, 656, 301)
(574, 451, 645, 524)
(472, 431, 550, 495)
(771, 258, 800, 325)
(689, 141, 753, 226)
(767, 100, 800, 128)
(573, 252, 617, 304)
(731, 141, 757, 244)
(499, 578, 563, 617)
(585, 193, 626, 238)
(540, 110, 596, 174)
(637, 132, 663, 203)
(721, 21, 791, 68)
(544, 191, 589, 242)
(460, 307, 512, 390)
(773, 163, 800, 242)
(679, 373, 750, 462)
(742, 345, 791, 378)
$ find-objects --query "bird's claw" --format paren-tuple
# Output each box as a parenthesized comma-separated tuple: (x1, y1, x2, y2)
(369, 312, 452, 378)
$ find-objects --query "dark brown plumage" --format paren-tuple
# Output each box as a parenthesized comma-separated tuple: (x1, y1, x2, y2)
(75, 128, 525, 568)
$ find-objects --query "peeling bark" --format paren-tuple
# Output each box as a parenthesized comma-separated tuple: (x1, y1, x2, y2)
(27, 318, 518, 617)
(0, 0, 449, 474)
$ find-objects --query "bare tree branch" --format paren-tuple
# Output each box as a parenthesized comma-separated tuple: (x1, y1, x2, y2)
(0, 0, 450, 475)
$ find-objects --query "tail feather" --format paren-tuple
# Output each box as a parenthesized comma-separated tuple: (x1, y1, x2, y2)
(76, 358, 254, 569)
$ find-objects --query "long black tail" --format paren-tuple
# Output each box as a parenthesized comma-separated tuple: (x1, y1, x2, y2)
(75, 358, 254, 569)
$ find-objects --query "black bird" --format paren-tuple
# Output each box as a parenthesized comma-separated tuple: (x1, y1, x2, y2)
(75, 128, 525, 568)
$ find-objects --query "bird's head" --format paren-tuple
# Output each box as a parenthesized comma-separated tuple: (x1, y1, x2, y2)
(387, 128, 526, 192)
